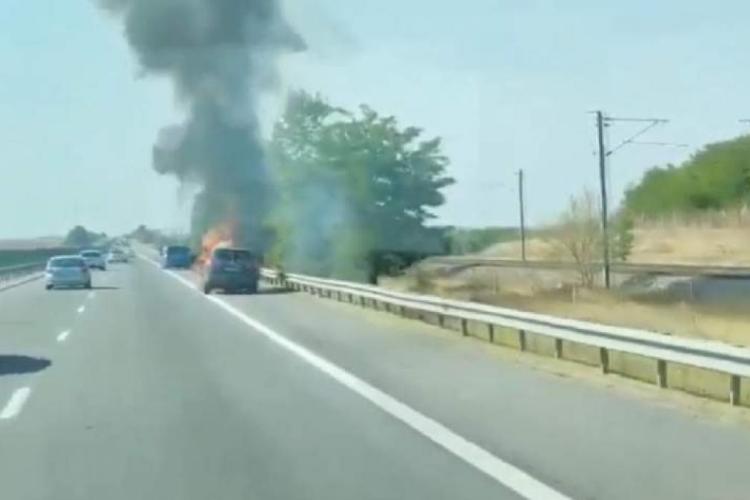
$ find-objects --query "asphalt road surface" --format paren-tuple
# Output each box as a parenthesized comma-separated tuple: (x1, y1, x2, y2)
(1, 258, 750, 500)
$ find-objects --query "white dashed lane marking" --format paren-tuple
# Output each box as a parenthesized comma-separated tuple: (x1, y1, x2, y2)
(0, 388, 31, 420)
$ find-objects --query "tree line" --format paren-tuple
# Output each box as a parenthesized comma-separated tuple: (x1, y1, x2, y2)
(624, 135, 750, 216)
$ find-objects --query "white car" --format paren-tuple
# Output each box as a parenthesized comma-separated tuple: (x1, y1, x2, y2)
(107, 248, 129, 263)
(45, 256, 91, 290)
(80, 249, 107, 271)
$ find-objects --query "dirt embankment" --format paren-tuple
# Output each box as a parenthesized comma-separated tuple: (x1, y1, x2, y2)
(482, 221, 750, 266)
(385, 220, 750, 347)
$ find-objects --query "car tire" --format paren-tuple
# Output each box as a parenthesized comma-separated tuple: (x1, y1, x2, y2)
(45, 284, 53, 290)
(203, 284, 212, 295)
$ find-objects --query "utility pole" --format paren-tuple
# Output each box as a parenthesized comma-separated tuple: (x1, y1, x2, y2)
(596, 111, 611, 289)
(592, 111, 672, 289)
(517, 169, 527, 262)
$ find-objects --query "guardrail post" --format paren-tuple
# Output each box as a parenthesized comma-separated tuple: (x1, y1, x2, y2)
(730, 375, 741, 406)
(488, 324, 495, 343)
(461, 319, 468, 337)
(518, 329, 527, 351)
(554, 339, 563, 359)
(599, 348, 610, 374)
(656, 360, 668, 388)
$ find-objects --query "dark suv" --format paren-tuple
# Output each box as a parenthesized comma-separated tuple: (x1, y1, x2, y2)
(162, 245, 192, 269)
(203, 248, 260, 294)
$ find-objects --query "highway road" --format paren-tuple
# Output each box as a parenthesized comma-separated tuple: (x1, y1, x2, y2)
(1, 258, 750, 499)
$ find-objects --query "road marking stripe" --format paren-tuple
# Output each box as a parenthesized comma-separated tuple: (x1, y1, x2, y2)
(0, 387, 31, 420)
(146, 255, 572, 500)
(57, 330, 71, 342)
(77, 305, 85, 314)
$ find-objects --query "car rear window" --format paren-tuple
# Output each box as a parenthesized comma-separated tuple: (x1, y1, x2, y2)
(213, 249, 255, 263)
(50, 258, 85, 268)
(81, 251, 101, 257)
(167, 246, 190, 256)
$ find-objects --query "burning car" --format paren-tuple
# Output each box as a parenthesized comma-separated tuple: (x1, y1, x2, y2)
(202, 247, 260, 295)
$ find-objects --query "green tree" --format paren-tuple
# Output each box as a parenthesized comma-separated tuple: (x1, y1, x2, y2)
(269, 91, 454, 280)
(611, 211, 635, 262)
(64, 226, 94, 247)
(625, 135, 750, 217)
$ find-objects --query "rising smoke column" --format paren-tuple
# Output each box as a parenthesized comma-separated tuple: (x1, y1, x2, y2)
(98, 0, 304, 250)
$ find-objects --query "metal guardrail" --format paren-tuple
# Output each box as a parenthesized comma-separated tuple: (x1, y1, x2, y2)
(426, 256, 750, 279)
(262, 269, 750, 406)
(0, 263, 46, 286)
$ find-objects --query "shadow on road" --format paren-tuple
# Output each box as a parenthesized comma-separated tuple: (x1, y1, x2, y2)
(48, 286, 119, 292)
(0, 355, 51, 376)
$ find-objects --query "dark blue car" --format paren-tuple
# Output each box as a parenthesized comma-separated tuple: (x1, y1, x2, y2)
(162, 245, 193, 269)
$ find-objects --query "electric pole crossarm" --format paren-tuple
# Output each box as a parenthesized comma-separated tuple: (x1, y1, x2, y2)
(605, 120, 667, 157)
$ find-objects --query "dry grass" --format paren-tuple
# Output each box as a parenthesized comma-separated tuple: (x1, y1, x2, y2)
(482, 214, 750, 265)
(628, 226, 750, 265)
(385, 216, 750, 346)
(382, 268, 750, 348)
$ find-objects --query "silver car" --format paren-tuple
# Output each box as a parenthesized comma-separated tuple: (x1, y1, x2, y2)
(107, 248, 129, 263)
(45, 256, 91, 290)
(80, 249, 107, 270)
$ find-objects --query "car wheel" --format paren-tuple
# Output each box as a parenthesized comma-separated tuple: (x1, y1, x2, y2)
(203, 284, 212, 294)
(45, 284, 53, 290)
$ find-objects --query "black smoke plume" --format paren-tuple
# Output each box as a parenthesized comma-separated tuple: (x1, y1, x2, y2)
(98, 0, 304, 250)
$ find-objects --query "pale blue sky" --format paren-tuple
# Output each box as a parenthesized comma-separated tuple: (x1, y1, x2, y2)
(2, 0, 750, 238)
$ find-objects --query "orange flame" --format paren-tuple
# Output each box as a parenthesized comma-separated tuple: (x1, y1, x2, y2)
(196, 222, 235, 269)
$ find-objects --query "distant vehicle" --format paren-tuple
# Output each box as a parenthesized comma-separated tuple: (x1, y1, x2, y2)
(162, 245, 192, 269)
(80, 249, 106, 270)
(107, 247, 129, 263)
(203, 248, 259, 294)
(45, 256, 91, 290)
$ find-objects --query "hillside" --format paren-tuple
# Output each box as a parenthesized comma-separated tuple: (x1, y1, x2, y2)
(480, 221, 750, 265)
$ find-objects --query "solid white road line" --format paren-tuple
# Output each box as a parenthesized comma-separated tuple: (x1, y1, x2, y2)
(0, 387, 31, 420)
(143, 255, 573, 500)
(57, 330, 71, 342)
(77, 305, 86, 314)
